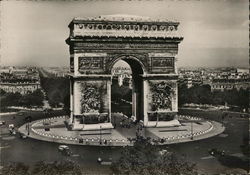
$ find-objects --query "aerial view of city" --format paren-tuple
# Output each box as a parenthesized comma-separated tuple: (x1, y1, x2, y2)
(0, 0, 249, 175)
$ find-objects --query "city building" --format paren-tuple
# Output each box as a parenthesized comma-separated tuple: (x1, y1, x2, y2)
(210, 79, 249, 92)
(0, 67, 41, 94)
(179, 67, 249, 91)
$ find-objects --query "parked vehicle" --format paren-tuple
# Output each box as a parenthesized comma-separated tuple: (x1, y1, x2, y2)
(208, 148, 225, 157)
(159, 149, 169, 155)
(58, 145, 70, 156)
(24, 116, 33, 122)
(8, 124, 16, 135)
(19, 133, 27, 139)
(9, 129, 16, 135)
(8, 124, 14, 129)
(18, 112, 25, 116)
(0, 121, 6, 126)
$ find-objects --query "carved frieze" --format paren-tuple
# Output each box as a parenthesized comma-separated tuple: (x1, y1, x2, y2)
(75, 23, 177, 32)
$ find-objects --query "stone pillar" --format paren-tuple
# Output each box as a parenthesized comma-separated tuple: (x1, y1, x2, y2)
(143, 76, 180, 127)
(70, 76, 113, 130)
(132, 79, 136, 118)
(69, 78, 74, 123)
(107, 80, 112, 122)
(73, 81, 82, 115)
(143, 79, 149, 126)
(172, 81, 178, 112)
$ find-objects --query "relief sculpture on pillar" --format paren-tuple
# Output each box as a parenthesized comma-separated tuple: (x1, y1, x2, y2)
(149, 81, 175, 111)
(80, 83, 101, 113)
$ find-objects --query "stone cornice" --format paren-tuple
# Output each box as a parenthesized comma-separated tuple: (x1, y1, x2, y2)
(69, 74, 112, 80)
(67, 15, 183, 40)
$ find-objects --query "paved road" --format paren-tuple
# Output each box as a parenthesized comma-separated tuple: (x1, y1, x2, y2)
(0, 110, 115, 174)
(174, 109, 249, 174)
(1, 109, 249, 174)
(38, 67, 54, 78)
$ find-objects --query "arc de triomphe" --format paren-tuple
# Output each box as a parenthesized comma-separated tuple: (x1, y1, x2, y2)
(66, 15, 183, 130)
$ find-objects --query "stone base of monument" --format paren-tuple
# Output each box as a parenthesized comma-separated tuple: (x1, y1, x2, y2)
(71, 122, 114, 131)
(145, 119, 181, 128)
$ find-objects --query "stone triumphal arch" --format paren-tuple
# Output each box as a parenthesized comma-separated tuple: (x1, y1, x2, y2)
(66, 15, 183, 130)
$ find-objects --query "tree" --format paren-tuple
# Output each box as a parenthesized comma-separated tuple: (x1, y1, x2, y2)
(0, 92, 22, 107)
(40, 76, 70, 108)
(0, 89, 6, 95)
(111, 137, 197, 175)
(1, 161, 82, 175)
(1, 162, 30, 175)
(236, 88, 249, 110)
(19, 89, 44, 107)
(31, 161, 82, 175)
(63, 95, 70, 115)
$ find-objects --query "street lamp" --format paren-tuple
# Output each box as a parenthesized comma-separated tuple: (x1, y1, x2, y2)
(191, 121, 193, 140)
(100, 125, 102, 145)
(155, 112, 158, 127)
(27, 122, 30, 135)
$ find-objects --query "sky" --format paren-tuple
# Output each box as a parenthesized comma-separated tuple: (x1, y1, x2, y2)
(0, 0, 248, 68)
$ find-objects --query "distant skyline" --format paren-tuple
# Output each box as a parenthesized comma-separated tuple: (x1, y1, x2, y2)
(0, 0, 248, 68)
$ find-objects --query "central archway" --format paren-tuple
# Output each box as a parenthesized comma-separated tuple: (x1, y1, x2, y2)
(110, 56, 145, 122)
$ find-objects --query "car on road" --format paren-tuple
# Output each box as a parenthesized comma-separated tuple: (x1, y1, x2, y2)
(9, 129, 16, 135)
(0, 121, 6, 126)
(24, 116, 33, 122)
(208, 148, 225, 157)
(159, 149, 169, 156)
(58, 145, 71, 156)
(19, 132, 27, 139)
(8, 124, 16, 135)
(8, 124, 14, 129)
(18, 112, 25, 116)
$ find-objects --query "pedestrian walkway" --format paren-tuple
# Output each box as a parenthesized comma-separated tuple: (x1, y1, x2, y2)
(18, 114, 225, 146)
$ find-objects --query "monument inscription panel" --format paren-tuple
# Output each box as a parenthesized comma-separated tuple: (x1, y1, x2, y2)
(152, 57, 174, 68)
(78, 57, 103, 70)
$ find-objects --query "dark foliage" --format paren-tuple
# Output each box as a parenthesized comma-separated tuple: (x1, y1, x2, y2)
(31, 161, 81, 175)
(0, 89, 6, 95)
(0, 89, 44, 108)
(19, 89, 44, 107)
(40, 77, 70, 108)
(1, 162, 29, 175)
(178, 84, 249, 110)
(0, 92, 22, 107)
(111, 137, 197, 175)
(1, 161, 82, 175)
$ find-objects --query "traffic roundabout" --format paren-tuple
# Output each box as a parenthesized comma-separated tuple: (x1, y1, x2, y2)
(18, 114, 225, 146)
